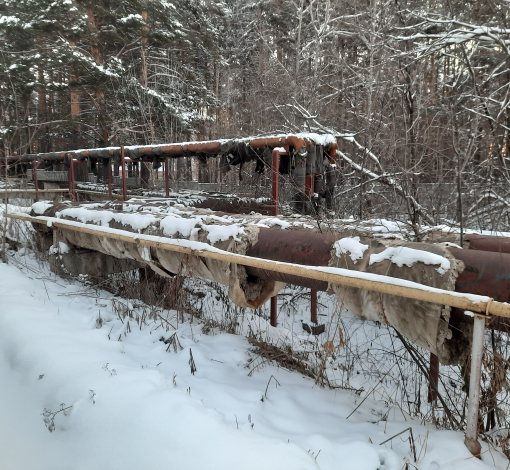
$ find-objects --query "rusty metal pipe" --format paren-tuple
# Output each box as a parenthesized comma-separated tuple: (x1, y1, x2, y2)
(245, 228, 340, 291)
(447, 247, 510, 301)
(246, 230, 510, 307)
(464, 233, 510, 254)
(7, 135, 324, 163)
(328, 143, 338, 164)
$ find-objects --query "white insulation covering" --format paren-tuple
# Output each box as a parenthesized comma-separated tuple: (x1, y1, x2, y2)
(329, 237, 466, 365)
(35, 201, 469, 364)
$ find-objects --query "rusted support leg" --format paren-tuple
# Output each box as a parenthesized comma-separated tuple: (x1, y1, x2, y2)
(427, 353, 439, 403)
(108, 159, 112, 200)
(271, 149, 279, 217)
(270, 149, 280, 326)
(270, 295, 277, 327)
(311, 289, 317, 324)
(465, 314, 485, 457)
(165, 157, 170, 198)
(68, 154, 75, 202)
(32, 160, 39, 202)
(121, 145, 127, 202)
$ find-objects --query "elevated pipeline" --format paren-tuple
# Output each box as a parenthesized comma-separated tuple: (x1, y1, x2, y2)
(246, 228, 510, 335)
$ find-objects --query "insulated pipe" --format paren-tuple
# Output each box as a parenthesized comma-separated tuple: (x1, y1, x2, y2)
(447, 247, 510, 301)
(245, 229, 510, 308)
(7, 135, 319, 163)
(11, 212, 510, 318)
(464, 234, 510, 254)
(245, 228, 340, 291)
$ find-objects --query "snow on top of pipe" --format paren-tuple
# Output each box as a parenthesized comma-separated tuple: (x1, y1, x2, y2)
(160, 214, 203, 238)
(36, 133, 336, 158)
(56, 207, 157, 232)
(369, 246, 451, 275)
(32, 201, 54, 215)
(255, 218, 291, 229)
(24, 214, 493, 307)
(334, 237, 369, 263)
(202, 224, 245, 244)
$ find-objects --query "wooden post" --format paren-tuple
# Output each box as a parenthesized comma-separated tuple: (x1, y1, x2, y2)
(270, 149, 280, 327)
(108, 158, 112, 200)
(121, 145, 127, 201)
(428, 353, 439, 403)
(165, 157, 170, 198)
(311, 289, 317, 324)
(465, 314, 485, 457)
(32, 160, 39, 202)
(68, 153, 75, 201)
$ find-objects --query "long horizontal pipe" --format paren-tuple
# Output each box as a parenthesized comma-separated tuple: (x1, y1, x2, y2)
(6, 135, 328, 163)
(0, 189, 69, 194)
(6, 212, 509, 318)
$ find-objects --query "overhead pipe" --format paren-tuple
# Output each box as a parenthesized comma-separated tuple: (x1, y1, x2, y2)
(9, 212, 510, 319)
(245, 228, 510, 313)
(6, 135, 323, 163)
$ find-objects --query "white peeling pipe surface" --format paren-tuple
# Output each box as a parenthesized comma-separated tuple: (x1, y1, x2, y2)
(465, 314, 485, 454)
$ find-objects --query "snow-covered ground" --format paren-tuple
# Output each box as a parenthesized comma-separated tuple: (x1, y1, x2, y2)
(0, 251, 508, 470)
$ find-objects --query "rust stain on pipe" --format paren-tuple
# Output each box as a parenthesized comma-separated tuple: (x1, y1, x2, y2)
(245, 228, 339, 290)
(448, 247, 510, 302)
(464, 234, 510, 254)
(8, 135, 325, 163)
(328, 143, 338, 164)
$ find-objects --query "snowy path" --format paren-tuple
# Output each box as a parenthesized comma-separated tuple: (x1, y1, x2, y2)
(0, 257, 506, 470)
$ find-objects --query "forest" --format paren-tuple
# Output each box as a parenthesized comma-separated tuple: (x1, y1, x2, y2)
(4, 3, 510, 467)
(2, 0, 510, 233)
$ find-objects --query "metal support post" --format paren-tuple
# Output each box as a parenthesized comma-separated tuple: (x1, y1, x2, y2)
(271, 149, 279, 217)
(67, 153, 75, 202)
(270, 149, 280, 327)
(465, 314, 486, 457)
(428, 353, 439, 403)
(121, 145, 127, 202)
(270, 296, 277, 327)
(32, 160, 39, 202)
(165, 157, 170, 198)
(108, 159, 112, 200)
(311, 289, 317, 324)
